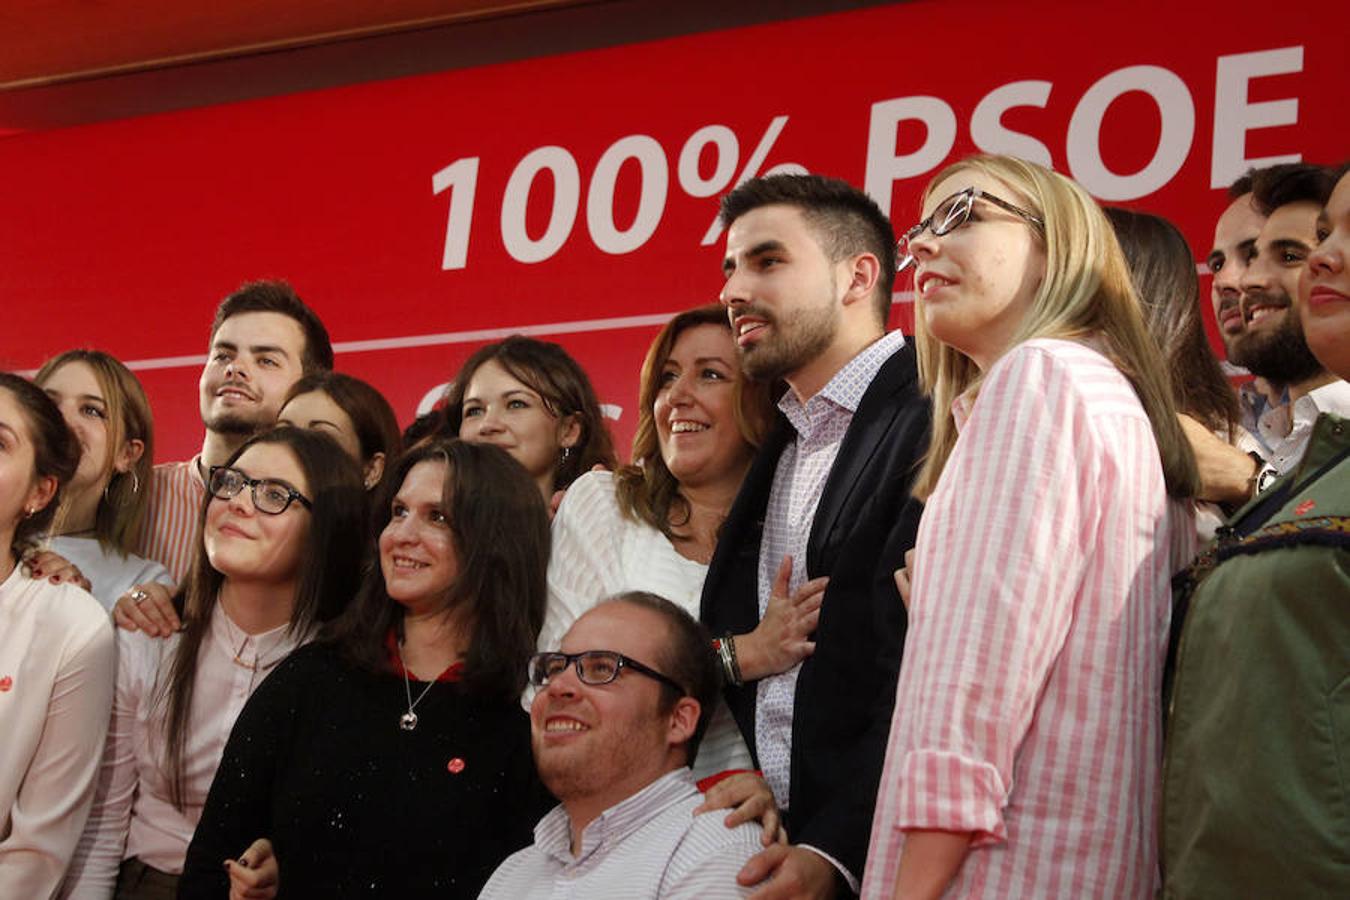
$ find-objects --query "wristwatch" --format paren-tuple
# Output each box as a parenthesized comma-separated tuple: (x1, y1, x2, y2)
(1247, 451, 1279, 495)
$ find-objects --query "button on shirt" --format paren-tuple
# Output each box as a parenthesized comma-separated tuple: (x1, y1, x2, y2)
(755, 329, 906, 812)
(478, 769, 763, 899)
(63, 605, 305, 896)
(1255, 379, 1350, 475)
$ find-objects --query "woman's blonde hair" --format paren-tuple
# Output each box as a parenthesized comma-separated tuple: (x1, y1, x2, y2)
(35, 350, 155, 555)
(911, 154, 1198, 500)
(614, 305, 773, 539)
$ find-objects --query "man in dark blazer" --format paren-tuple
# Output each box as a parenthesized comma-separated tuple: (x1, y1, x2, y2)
(701, 174, 930, 898)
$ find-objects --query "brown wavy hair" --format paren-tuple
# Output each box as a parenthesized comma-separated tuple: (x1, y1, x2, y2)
(614, 305, 773, 540)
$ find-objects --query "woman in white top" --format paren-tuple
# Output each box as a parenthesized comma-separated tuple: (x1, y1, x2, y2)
(31, 350, 172, 609)
(547, 305, 824, 783)
(0, 372, 116, 899)
(62, 427, 367, 900)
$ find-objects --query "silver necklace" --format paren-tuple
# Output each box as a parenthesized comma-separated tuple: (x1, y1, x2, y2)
(397, 642, 437, 731)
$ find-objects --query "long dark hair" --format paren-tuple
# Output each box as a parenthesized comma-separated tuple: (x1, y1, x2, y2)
(439, 337, 616, 490)
(158, 427, 367, 809)
(0, 373, 79, 555)
(614, 306, 772, 539)
(1104, 207, 1240, 436)
(326, 439, 549, 699)
(282, 371, 403, 494)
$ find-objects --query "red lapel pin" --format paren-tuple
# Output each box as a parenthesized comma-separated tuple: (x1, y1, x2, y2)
(1295, 499, 1316, 516)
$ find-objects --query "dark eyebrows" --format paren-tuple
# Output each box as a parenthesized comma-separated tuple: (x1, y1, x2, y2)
(722, 239, 789, 275)
(248, 344, 291, 358)
(1268, 237, 1312, 255)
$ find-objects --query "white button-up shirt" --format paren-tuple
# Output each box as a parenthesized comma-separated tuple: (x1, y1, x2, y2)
(479, 769, 763, 899)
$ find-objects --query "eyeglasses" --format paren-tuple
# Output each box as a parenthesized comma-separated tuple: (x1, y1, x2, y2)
(896, 187, 1044, 272)
(528, 650, 685, 695)
(208, 466, 313, 515)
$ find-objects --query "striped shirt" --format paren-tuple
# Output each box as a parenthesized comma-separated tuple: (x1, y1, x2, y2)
(478, 769, 762, 899)
(132, 458, 206, 585)
(863, 339, 1192, 898)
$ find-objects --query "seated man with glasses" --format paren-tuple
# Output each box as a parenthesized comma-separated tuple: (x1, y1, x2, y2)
(480, 591, 766, 899)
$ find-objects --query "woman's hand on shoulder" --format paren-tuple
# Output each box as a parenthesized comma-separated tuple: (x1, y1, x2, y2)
(21, 548, 92, 592)
(111, 581, 180, 637)
(694, 771, 785, 846)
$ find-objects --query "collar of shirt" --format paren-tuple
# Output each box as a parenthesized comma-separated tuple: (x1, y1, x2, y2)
(534, 768, 699, 868)
(211, 602, 304, 673)
(1299, 379, 1350, 420)
(777, 330, 906, 440)
(383, 629, 465, 682)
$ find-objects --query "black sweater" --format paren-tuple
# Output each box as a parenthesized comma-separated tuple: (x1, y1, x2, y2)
(179, 642, 552, 899)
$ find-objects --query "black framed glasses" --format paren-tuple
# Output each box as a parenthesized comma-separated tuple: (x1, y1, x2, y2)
(528, 650, 685, 694)
(208, 466, 313, 515)
(896, 186, 1044, 272)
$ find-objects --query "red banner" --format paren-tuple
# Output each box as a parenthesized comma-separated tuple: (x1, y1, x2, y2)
(2, 0, 1344, 460)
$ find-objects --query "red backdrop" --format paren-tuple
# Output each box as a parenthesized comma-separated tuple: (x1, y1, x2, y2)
(2, 0, 1343, 461)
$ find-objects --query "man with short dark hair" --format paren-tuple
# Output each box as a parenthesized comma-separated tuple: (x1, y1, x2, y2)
(700, 174, 929, 898)
(480, 593, 765, 899)
(1189, 164, 1348, 507)
(119, 281, 332, 625)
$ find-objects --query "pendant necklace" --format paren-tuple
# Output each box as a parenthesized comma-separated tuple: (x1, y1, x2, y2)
(397, 642, 437, 731)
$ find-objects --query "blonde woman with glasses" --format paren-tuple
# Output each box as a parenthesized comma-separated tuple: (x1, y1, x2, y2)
(863, 155, 1197, 898)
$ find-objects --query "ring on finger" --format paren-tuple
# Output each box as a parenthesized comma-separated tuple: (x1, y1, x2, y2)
(130, 589, 149, 605)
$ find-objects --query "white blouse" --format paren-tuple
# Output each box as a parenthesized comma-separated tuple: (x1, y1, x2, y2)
(0, 565, 116, 900)
(543, 471, 754, 779)
(61, 604, 304, 898)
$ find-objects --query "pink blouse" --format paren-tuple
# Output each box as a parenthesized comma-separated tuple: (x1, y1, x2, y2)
(863, 340, 1194, 898)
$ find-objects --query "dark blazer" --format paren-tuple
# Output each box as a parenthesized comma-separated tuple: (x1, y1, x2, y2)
(700, 339, 930, 887)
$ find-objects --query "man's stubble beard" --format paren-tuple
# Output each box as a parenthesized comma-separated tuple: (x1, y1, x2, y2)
(1229, 292, 1325, 386)
(739, 294, 840, 384)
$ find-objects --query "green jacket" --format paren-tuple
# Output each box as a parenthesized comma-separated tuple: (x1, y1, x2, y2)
(1162, 412, 1350, 898)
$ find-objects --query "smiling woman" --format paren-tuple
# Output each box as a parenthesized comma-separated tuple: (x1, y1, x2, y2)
(180, 439, 554, 900)
(0, 372, 115, 899)
(541, 305, 781, 780)
(440, 336, 615, 504)
(61, 427, 366, 900)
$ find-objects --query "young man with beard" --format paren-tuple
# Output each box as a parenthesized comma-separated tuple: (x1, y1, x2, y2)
(1207, 172, 1284, 439)
(1233, 163, 1350, 472)
(115, 281, 332, 631)
(699, 174, 930, 898)
(1189, 164, 1347, 508)
(481, 593, 765, 899)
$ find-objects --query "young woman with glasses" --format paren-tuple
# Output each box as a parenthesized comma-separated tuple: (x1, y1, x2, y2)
(862, 155, 1198, 898)
(0, 373, 116, 898)
(179, 439, 553, 900)
(62, 427, 367, 900)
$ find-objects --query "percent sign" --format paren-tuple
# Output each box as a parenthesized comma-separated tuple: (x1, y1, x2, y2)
(432, 116, 804, 270)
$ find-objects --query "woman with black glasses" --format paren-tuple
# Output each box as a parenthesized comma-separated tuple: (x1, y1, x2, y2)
(863, 156, 1197, 898)
(180, 439, 553, 900)
(62, 428, 366, 900)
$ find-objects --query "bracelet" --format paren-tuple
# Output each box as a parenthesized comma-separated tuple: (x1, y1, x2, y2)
(712, 634, 743, 687)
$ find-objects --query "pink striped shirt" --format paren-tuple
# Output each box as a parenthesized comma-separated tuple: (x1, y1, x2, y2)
(863, 339, 1193, 898)
(132, 458, 206, 585)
